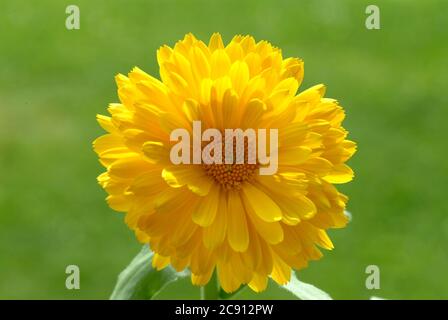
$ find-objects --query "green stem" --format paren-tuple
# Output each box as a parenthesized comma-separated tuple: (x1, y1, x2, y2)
(201, 271, 219, 300)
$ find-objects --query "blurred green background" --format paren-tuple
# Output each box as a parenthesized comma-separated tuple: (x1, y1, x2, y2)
(1, 0, 447, 299)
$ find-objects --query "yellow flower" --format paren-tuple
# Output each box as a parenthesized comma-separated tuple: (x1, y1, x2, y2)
(93, 33, 356, 293)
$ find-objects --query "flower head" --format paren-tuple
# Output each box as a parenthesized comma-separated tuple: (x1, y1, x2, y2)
(94, 33, 356, 293)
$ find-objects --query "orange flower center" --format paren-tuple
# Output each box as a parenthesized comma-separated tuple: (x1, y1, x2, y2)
(202, 136, 259, 190)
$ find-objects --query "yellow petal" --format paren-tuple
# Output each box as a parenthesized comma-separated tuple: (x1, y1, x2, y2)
(142, 141, 170, 164)
(245, 199, 283, 245)
(203, 192, 227, 249)
(192, 184, 220, 227)
(157, 45, 173, 66)
(191, 269, 214, 286)
(93, 134, 124, 155)
(217, 261, 241, 293)
(323, 164, 354, 183)
(270, 253, 291, 285)
(210, 49, 231, 79)
(152, 254, 170, 271)
(191, 46, 211, 80)
(190, 241, 215, 274)
(221, 89, 240, 128)
(106, 194, 131, 212)
(209, 33, 224, 52)
(280, 57, 304, 86)
(278, 123, 308, 147)
(226, 41, 244, 61)
(254, 182, 317, 223)
(242, 183, 282, 222)
(280, 146, 312, 165)
(229, 252, 252, 284)
(108, 156, 152, 179)
(241, 99, 266, 129)
(162, 166, 213, 196)
(229, 60, 250, 95)
(96, 114, 117, 133)
(248, 273, 268, 292)
(227, 191, 249, 252)
(136, 78, 172, 111)
(244, 52, 261, 77)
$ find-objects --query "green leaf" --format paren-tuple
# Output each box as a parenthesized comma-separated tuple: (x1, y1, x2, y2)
(151, 276, 201, 300)
(281, 272, 332, 300)
(231, 281, 299, 300)
(228, 273, 332, 300)
(219, 285, 246, 299)
(110, 245, 188, 300)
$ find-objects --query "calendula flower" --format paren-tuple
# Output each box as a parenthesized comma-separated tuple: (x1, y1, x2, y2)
(93, 33, 356, 293)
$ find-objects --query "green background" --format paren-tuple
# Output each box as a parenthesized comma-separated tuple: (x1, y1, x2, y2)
(1, 0, 447, 299)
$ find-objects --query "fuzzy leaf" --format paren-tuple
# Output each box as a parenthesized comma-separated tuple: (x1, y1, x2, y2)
(281, 272, 333, 300)
(110, 245, 188, 300)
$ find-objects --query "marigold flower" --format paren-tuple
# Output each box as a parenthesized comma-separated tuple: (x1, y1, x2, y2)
(93, 33, 356, 293)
